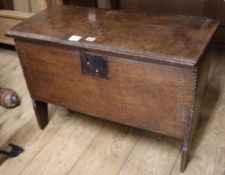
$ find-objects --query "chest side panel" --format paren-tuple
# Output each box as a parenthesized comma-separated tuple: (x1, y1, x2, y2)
(16, 40, 196, 139)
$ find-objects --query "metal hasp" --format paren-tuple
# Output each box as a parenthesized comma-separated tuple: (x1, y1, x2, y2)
(0, 144, 24, 157)
(80, 51, 110, 79)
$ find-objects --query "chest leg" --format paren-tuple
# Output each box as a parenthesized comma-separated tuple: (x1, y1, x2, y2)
(32, 99, 48, 129)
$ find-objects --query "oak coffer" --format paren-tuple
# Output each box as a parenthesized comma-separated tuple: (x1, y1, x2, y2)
(7, 5, 218, 172)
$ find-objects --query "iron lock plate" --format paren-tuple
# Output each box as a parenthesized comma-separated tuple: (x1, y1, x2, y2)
(80, 51, 110, 79)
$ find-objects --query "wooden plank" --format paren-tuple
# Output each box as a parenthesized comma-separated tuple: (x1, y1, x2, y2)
(30, 0, 48, 12)
(0, 38, 14, 45)
(0, 0, 14, 10)
(0, 10, 33, 20)
(217, 1, 225, 26)
(15, 40, 195, 139)
(46, 0, 64, 6)
(0, 10, 33, 45)
(212, 26, 225, 45)
(13, 0, 31, 12)
(204, 47, 221, 82)
(0, 17, 22, 45)
(0, 93, 31, 146)
(20, 114, 105, 175)
(120, 0, 205, 15)
(0, 47, 225, 175)
(68, 123, 142, 175)
(0, 105, 73, 174)
(118, 132, 181, 175)
(97, 0, 112, 9)
(170, 73, 225, 175)
(0, 49, 14, 69)
(7, 6, 219, 67)
(0, 49, 32, 164)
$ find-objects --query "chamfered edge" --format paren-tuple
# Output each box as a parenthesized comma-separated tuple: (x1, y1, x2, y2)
(6, 19, 219, 70)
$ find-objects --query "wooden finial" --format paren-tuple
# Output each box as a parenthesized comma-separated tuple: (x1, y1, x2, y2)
(0, 88, 20, 108)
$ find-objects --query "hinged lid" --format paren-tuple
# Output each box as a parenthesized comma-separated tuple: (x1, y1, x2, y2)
(7, 6, 219, 68)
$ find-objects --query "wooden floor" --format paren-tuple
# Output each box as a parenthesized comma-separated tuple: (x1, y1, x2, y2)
(0, 45, 224, 175)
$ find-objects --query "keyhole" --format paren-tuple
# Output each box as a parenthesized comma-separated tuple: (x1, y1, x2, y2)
(86, 58, 90, 65)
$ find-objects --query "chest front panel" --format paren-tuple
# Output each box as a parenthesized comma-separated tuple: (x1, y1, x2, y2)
(16, 40, 196, 139)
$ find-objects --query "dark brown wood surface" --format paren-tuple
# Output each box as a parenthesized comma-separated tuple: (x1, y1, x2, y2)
(15, 39, 196, 139)
(213, 26, 225, 44)
(217, 1, 225, 26)
(121, 0, 206, 15)
(7, 6, 218, 68)
(120, 0, 225, 44)
(64, 0, 97, 7)
(8, 5, 218, 172)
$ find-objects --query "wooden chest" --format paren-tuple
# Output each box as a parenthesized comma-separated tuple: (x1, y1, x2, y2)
(7, 6, 218, 172)
(119, 0, 225, 45)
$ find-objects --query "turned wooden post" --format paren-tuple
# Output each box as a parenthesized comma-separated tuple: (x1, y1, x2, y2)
(0, 88, 20, 108)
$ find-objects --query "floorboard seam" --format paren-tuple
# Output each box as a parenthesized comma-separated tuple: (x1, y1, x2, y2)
(65, 121, 106, 175)
(18, 115, 72, 175)
(115, 130, 145, 175)
(168, 148, 181, 175)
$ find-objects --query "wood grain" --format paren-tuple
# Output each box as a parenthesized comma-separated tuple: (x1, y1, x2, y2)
(121, 0, 205, 15)
(0, 48, 31, 149)
(0, 10, 33, 45)
(217, 1, 225, 26)
(0, 105, 72, 174)
(13, 0, 31, 12)
(0, 46, 225, 175)
(118, 132, 181, 175)
(30, 0, 48, 12)
(7, 6, 219, 172)
(20, 113, 105, 175)
(0, 0, 46, 45)
(16, 40, 195, 139)
(68, 124, 142, 175)
(12, 0, 47, 12)
(0, 10, 33, 20)
(7, 5, 219, 67)
(0, 17, 23, 45)
(97, 0, 112, 9)
(120, 0, 225, 45)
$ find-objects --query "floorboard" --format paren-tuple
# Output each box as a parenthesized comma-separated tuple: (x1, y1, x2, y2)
(0, 46, 224, 175)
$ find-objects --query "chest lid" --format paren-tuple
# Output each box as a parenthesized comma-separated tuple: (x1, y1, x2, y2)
(7, 5, 218, 68)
